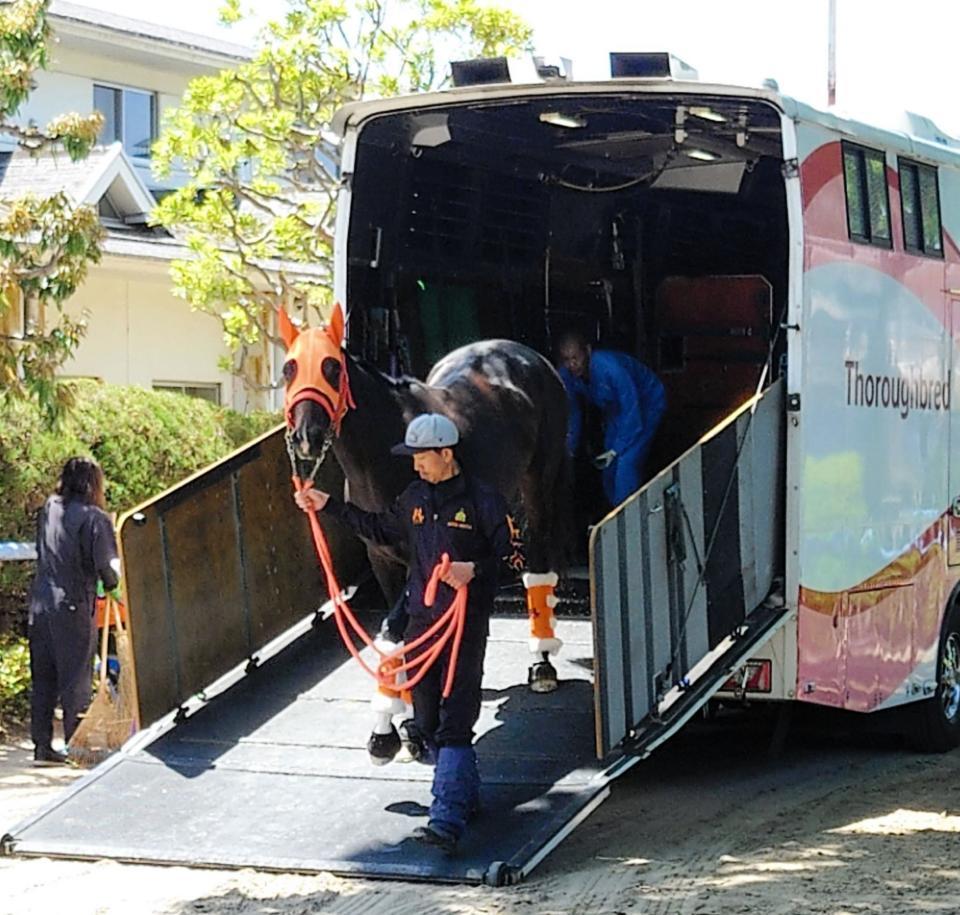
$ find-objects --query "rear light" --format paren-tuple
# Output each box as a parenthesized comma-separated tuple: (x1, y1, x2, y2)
(722, 659, 772, 693)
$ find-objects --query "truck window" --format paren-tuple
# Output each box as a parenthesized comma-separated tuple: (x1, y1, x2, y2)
(898, 158, 943, 257)
(842, 142, 891, 247)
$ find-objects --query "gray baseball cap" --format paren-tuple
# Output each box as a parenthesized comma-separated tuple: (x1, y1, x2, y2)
(390, 413, 460, 455)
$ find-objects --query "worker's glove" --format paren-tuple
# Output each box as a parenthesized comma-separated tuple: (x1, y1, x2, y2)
(592, 449, 617, 471)
(96, 580, 122, 601)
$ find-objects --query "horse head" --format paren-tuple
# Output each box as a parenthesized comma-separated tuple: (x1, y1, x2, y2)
(278, 303, 356, 459)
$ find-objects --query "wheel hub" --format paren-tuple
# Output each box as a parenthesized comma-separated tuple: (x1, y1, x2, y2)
(940, 634, 960, 721)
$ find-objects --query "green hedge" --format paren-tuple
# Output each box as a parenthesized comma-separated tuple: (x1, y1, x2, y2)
(0, 635, 30, 731)
(0, 380, 280, 637)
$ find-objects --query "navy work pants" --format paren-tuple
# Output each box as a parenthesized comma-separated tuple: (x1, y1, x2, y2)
(407, 620, 487, 749)
(29, 609, 96, 749)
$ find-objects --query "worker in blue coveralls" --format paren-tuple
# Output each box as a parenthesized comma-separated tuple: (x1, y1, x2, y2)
(557, 330, 667, 507)
(294, 413, 524, 854)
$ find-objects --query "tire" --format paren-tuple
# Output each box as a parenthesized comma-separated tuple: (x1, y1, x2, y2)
(914, 598, 960, 753)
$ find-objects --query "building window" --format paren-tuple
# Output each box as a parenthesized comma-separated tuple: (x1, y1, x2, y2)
(842, 142, 892, 247)
(94, 84, 156, 160)
(898, 159, 943, 257)
(152, 382, 221, 405)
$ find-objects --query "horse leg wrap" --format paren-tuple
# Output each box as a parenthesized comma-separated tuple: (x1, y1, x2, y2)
(523, 572, 561, 694)
(367, 637, 409, 765)
(523, 572, 562, 656)
(376, 636, 413, 706)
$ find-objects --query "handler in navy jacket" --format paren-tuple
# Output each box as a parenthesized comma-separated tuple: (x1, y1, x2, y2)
(294, 413, 523, 853)
(28, 456, 120, 765)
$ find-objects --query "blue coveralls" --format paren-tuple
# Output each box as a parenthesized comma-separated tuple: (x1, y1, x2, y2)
(28, 495, 119, 751)
(324, 472, 523, 841)
(560, 349, 667, 506)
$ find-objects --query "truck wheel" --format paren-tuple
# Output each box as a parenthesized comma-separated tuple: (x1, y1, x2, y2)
(914, 600, 960, 753)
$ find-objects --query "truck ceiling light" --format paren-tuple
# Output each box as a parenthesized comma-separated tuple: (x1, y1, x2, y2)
(685, 148, 720, 161)
(689, 106, 726, 123)
(539, 111, 586, 129)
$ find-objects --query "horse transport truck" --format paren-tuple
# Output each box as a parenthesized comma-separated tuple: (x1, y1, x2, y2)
(6, 52, 960, 884)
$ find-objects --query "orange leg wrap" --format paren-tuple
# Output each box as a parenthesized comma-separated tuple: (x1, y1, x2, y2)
(523, 571, 562, 656)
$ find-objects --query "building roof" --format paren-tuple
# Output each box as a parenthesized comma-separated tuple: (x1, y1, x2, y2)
(0, 144, 327, 278)
(46, 1, 253, 67)
(0, 143, 156, 215)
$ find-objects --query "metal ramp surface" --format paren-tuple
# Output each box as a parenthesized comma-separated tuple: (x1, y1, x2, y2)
(3, 615, 611, 886)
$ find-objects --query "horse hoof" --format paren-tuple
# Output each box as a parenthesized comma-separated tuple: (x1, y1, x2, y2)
(528, 661, 558, 693)
(368, 726, 402, 765)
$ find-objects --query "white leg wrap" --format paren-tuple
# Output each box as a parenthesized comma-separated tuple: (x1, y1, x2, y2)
(522, 571, 559, 589)
(372, 691, 407, 717)
(530, 636, 563, 656)
(371, 709, 396, 735)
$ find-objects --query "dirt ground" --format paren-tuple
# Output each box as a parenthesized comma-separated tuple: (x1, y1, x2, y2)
(2, 706, 959, 915)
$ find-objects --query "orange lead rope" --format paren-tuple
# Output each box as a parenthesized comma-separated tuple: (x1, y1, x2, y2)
(294, 475, 468, 699)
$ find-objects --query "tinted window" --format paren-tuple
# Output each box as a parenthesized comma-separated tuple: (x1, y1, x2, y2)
(842, 142, 891, 247)
(898, 159, 943, 257)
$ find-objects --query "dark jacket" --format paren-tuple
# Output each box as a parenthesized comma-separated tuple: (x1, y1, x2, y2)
(28, 496, 119, 622)
(324, 472, 524, 627)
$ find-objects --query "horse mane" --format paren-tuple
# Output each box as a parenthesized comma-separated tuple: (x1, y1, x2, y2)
(347, 351, 433, 409)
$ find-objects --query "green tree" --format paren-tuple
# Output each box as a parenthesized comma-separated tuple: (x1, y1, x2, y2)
(0, 0, 105, 423)
(153, 0, 532, 394)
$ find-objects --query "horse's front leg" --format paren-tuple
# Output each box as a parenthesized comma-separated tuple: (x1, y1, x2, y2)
(523, 570, 562, 693)
(519, 475, 564, 694)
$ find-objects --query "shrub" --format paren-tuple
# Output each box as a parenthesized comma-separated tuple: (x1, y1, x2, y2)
(0, 635, 30, 731)
(0, 381, 280, 636)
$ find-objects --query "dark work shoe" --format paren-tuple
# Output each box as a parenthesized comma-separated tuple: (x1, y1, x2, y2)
(33, 747, 69, 767)
(398, 720, 429, 763)
(411, 825, 457, 855)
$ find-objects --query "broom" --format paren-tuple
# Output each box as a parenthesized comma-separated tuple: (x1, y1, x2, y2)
(68, 596, 139, 766)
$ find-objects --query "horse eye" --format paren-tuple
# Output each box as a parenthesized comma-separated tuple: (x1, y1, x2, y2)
(321, 356, 341, 389)
(282, 359, 297, 384)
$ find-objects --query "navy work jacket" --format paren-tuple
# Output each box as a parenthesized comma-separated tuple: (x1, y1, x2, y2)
(28, 495, 119, 622)
(324, 472, 523, 628)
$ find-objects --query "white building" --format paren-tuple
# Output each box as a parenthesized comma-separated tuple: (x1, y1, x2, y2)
(1, 1, 275, 411)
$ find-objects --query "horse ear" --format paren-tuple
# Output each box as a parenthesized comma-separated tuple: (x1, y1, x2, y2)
(276, 307, 300, 349)
(325, 302, 346, 349)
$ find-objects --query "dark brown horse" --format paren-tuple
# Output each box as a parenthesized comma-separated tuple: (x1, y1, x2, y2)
(279, 305, 569, 690)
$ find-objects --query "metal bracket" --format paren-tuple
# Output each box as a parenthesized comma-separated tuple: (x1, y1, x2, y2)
(781, 158, 799, 178)
(786, 392, 801, 412)
(664, 483, 686, 566)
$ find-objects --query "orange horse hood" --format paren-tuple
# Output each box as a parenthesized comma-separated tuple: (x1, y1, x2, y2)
(279, 303, 355, 430)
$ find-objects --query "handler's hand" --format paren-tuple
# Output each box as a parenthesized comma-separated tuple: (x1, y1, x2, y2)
(592, 449, 617, 471)
(295, 487, 330, 513)
(442, 561, 476, 590)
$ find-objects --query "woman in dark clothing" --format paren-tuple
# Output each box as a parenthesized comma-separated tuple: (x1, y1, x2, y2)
(28, 456, 120, 765)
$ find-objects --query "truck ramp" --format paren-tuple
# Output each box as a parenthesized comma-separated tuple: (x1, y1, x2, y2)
(3, 615, 612, 886)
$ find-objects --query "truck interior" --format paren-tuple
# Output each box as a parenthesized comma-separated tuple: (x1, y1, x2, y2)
(344, 91, 789, 494)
